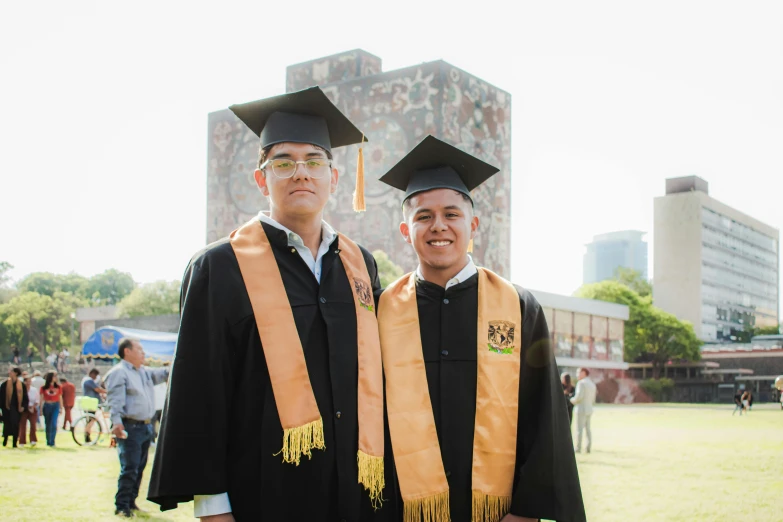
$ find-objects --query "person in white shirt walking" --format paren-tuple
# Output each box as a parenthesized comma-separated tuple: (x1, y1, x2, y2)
(571, 368, 597, 453)
(19, 375, 40, 446)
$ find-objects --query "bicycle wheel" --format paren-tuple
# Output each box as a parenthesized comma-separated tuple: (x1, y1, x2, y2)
(71, 414, 103, 446)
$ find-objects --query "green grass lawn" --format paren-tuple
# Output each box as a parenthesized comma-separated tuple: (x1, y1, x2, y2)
(1, 404, 781, 521)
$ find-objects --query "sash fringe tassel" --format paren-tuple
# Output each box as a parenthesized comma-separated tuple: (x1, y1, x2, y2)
(472, 491, 511, 522)
(403, 491, 450, 522)
(276, 418, 325, 465)
(357, 451, 385, 509)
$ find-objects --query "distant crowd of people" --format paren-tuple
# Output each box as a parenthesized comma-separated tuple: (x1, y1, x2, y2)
(0, 360, 120, 448)
(8, 343, 86, 374)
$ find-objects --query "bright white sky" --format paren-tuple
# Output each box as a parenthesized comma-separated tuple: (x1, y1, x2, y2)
(1, 0, 781, 301)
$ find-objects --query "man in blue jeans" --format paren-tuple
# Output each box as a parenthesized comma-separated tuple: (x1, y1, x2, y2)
(106, 338, 169, 518)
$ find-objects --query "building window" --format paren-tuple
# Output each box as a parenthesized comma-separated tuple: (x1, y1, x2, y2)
(610, 339, 623, 362)
(556, 334, 573, 358)
(575, 336, 590, 357)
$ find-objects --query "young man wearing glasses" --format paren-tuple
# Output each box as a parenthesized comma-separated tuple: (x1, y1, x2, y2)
(149, 87, 389, 522)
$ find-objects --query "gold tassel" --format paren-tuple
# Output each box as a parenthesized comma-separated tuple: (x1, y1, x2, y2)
(467, 238, 474, 253)
(276, 418, 325, 465)
(357, 451, 385, 509)
(353, 139, 366, 212)
(472, 491, 511, 522)
(403, 491, 450, 522)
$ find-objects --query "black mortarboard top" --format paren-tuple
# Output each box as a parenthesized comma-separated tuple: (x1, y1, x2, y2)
(378, 135, 500, 204)
(228, 86, 366, 152)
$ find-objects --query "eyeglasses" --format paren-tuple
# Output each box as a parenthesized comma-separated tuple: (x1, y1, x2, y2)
(260, 158, 332, 179)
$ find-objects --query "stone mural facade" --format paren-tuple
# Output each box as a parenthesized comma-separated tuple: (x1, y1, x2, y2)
(206, 49, 512, 276)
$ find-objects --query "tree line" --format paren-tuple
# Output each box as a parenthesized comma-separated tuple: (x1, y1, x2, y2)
(0, 262, 180, 360)
(576, 268, 780, 379)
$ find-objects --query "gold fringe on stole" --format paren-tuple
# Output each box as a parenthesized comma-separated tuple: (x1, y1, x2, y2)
(353, 144, 366, 212)
(276, 418, 325, 465)
(357, 451, 385, 508)
(403, 491, 450, 522)
(471, 491, 511, 522)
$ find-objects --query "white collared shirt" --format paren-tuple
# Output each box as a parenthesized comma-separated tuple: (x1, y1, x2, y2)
(194, 212, 339, 518)
(416, 257, 478, 289)
(258, 212, 337, 283)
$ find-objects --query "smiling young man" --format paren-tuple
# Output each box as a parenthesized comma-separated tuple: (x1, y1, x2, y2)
(375, 136, 586, 522)
(148, 87, 387, 522)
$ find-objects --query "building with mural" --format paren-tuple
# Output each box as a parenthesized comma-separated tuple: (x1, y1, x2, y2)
(206, 49, 512, 276)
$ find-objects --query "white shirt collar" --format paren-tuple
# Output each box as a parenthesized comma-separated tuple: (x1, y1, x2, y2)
(416, 256, 478, 290)
(257, 212, 337, 247)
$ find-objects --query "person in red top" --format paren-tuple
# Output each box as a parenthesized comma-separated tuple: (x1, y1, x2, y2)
(40, 371, 64, 447)
(59, 377, 76, 430)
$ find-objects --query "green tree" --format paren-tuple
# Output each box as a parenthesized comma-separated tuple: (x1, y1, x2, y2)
(372, 250, 405, 288)
(612, 267, 652, 298)
(88, 269, 136, 305)
(16, 272, 90, 300)
(754, 325, 780, 336)
(632, 306, 701, 378)
(576, 280, 701, 378)
(119, 280, 180, 317)
(0, 291, 86, 360)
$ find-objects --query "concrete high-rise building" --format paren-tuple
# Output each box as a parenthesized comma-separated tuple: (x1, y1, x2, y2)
(583, 230, 648, 284)
(654, 176, 780, 342)
(205, 49, 512, 276)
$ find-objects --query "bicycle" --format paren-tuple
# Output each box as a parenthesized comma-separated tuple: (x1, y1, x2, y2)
(71, 397, 114, 447)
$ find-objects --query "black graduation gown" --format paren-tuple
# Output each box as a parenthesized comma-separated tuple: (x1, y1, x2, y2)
(376, 274, 586, 522)
(1, 380, 29, 438)
(148, 222, 393, 522)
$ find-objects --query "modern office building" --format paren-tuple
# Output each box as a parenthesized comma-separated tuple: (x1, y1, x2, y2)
(653, 176, 780, 341)
(583, 230, 648, 284)
(205, 49, 512, 276)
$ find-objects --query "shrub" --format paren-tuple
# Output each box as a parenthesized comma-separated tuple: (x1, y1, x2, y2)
(639, 378, 675, 402)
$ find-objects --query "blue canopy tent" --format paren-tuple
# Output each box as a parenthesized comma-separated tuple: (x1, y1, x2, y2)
(82, 326, 177, 363)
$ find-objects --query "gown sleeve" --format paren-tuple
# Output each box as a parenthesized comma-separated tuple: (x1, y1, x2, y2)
(509, 289, 586, 522)
(148, 248, 237, 511)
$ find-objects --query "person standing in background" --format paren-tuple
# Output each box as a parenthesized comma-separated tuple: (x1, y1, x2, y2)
(27, 347, 35, 370)
(19, 375, 39, 447)
(106, 338, 170, 518)
(12, 345, 21, 365)
(47, 351, 57, 371)
(40, 371, 63, 447)
(31, 370, 45, 424)
(1, 367, 28, 448)
(60, 377, 76, 430)
(562, 372, 575, 425)
(571, 368, 597, 454)
(82, 368, 106, 444)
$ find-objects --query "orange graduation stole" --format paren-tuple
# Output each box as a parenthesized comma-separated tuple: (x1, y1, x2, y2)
(229, 219, 384, 505)
(378, 268, 522, 522)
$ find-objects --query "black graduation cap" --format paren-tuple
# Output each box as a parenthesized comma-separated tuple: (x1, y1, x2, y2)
(378, 135, 500, 204)
(228, 86, 366, 152)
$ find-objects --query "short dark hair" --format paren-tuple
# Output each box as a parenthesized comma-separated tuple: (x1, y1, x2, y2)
(59, 377, 68, 383)
(11, 367, 21, 377)
(257, 143, 333, 170)
(402, 191, 473, 220)
(89, 369, 100, 377)
(578, 368, 590, 376)
(118, 338, 136, 359)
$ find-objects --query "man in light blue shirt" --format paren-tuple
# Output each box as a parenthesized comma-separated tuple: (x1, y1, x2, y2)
(106, 338, 169, 517)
